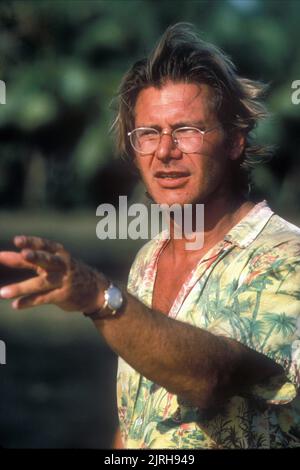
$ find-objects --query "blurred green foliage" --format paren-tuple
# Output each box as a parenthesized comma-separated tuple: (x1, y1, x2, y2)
(0, 0, 299, 215)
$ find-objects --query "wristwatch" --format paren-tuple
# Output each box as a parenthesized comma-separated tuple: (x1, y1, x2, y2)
(83, 283, 124, 321)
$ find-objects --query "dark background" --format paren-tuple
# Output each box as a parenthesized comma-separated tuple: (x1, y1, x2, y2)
(0, 0, 299, 448)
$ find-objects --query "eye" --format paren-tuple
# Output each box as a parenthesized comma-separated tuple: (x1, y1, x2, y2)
(139, 129, 158, 138)
(175, 128, 201, 138)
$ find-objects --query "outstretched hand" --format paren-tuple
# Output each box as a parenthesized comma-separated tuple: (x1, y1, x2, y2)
(0, 235, 108, 313)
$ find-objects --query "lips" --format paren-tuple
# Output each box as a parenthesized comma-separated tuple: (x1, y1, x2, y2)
(154, 171, 190, 179)
(154, 170, 190, 188)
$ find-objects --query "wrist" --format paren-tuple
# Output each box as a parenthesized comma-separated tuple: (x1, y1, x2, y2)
(83, 281, 125, 321)
(83, 272, 110, 315)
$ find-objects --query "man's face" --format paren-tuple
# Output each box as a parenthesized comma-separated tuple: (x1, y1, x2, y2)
(133, 81, 238, 206)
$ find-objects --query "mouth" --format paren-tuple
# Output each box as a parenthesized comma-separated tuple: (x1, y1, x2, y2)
(154, 171, 190, 188)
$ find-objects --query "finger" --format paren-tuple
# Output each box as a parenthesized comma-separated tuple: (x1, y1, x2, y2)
(0, 273, 61, 299)
(21, 250, 66, 272)
(0, 251, 35, 270)
(12, 290, 62, 309)
(14, 235, 64, 254)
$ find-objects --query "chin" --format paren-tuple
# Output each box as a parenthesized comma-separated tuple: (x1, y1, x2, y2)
(151, 191, 198, 207)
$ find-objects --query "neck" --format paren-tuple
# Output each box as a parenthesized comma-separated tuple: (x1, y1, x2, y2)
(167, 192, 254, 260)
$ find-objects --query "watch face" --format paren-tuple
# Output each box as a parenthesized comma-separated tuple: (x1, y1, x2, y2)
(107, 285, 123, 310)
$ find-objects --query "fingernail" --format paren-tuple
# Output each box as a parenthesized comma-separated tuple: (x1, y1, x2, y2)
(0, 287, 11, 299)
(14, 235, 25, 245)
(12, 300, 19, 309)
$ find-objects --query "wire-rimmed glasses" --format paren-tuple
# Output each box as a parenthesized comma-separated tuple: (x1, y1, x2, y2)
(128, 125, 221, 155)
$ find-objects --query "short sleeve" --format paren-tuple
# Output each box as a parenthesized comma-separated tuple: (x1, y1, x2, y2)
(212, 244, 300, 404)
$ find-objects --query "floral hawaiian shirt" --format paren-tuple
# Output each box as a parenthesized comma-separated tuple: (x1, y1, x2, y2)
(117, 200, 300, 448)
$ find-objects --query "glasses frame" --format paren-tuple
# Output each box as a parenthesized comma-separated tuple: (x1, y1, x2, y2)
(127, 125, 221, 155)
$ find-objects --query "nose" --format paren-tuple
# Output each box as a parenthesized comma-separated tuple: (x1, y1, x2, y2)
(155, 132, 182, 162)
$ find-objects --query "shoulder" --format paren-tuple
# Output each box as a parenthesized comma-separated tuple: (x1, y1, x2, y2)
(265, 213, 300, 238)
(253, 213, 300, 260)
(235, 213, 300, 288)
(236, 209, 300, 285)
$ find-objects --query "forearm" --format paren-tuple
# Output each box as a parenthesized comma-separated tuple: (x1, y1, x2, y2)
(112, 426, 124, 449)
(92, 290, 274, 408)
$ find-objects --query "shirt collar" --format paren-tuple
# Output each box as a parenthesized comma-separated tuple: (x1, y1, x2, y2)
(224, 200, 274, 249)
(152, 200, 274, 250)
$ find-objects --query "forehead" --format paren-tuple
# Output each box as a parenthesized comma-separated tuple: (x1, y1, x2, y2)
(134, 82, 217, 125)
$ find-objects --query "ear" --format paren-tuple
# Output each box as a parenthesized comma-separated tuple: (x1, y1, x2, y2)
(229, 132, 245, 161)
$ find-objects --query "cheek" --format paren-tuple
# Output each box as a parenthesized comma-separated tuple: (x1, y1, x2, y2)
(135, 160, 155, 190)
(191, 153, 228, 189)
(193, 153, 223, 177)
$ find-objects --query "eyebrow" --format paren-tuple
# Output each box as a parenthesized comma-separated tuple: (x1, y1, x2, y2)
(135, 120, 207, 130)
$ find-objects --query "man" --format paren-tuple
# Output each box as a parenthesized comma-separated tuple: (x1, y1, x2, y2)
(0, 24, 300, 449)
